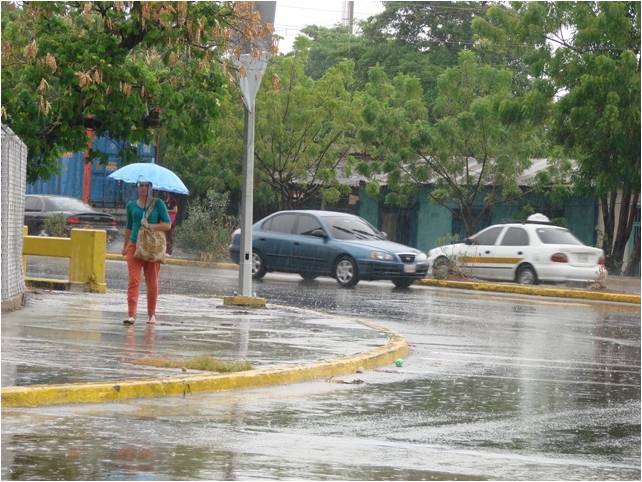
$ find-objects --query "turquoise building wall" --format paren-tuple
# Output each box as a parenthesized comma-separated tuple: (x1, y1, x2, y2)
(563, 196, 598, 246)
(416, 189, 453, 252)
(357, 188, 379, 228)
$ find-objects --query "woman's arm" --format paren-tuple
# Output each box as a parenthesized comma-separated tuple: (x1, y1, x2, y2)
(122, 229, 131, 255)
(145, 220, 171, 232)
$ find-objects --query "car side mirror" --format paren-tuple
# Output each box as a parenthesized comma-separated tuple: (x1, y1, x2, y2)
(380, 231, 388, 239)
(464, 237, 474, 245)
(310, 229, 328, 239)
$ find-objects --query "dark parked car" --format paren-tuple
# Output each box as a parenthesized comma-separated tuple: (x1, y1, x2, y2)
(24, 195, 118, 240)
(229, 210, 429, 288)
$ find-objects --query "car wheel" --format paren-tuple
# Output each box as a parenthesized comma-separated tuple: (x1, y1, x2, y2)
(299, 273, 319, 281)
(252, 250, 267, 279)
(432, 256, 450, 279)
(516, 265, 537, 285)
(335, 256, 359, 287)
(392, 277, 415, 288)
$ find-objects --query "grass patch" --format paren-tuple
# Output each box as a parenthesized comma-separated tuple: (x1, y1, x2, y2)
(134, 355, 253, 373)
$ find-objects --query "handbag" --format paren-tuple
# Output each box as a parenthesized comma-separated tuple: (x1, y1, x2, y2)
(134, 198, 166, 263)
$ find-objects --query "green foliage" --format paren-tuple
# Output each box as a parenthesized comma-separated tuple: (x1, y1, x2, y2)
(255, 52, 358, 209)
(357, 51, 546, 234)
(298, 3, 488, 106)
(474, 1, 640, 269)
(1, 2, 258, 182)
(173, 46, 359, 211)
(174, 190, 237, 261)
(43, 213, 66, 237)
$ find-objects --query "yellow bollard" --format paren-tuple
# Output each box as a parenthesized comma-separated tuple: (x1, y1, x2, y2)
(68, 229, 106, 293)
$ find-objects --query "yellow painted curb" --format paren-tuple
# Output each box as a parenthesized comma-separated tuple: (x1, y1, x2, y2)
(223, 296, 267, 307)
(1, 320, 408, 408)
(106, 253, 238, 270)
(418, 279, 640, 305)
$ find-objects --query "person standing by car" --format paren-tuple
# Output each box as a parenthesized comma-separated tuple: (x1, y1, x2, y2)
(162, 192, 178, 255)
(121, 180, 171, 325)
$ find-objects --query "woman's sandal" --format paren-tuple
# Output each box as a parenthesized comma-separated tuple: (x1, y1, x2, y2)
(147, 315, 156, 324)
(123, 317, 136, 325)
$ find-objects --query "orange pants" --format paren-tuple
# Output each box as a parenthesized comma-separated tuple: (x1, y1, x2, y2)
(126, 244, 161, 318)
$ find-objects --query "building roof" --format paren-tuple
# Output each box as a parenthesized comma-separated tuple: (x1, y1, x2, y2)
(334, 157, 576, 187)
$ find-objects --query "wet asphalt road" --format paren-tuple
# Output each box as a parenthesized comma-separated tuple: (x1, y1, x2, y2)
(2, 258, 640, 480)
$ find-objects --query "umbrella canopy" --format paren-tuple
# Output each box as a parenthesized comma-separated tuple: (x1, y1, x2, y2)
(108, 163, 189, 195)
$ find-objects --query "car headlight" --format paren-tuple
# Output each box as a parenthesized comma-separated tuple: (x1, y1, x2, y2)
(415, 252, 427, 262)
(370, 250, 394, 261)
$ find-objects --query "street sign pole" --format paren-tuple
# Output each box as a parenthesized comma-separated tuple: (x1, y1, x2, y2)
(224, 2, 275, 305)
(238, 104, 255, 296)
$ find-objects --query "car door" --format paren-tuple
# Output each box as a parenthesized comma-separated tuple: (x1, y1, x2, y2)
(255, 213, 297, 271)
(292, 214, 330, 275)
(493, 226, 530, 281)
(24, 196, 45, 234)
(460, 226, 506, 280)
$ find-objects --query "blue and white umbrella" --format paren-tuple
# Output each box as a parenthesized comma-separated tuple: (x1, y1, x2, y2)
(108, 163, 189, 195)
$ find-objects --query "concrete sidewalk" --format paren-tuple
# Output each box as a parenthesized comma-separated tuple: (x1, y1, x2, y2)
(1, 290, 406, 406)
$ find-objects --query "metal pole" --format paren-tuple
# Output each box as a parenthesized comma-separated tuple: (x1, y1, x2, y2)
(238, 104, 255, 296)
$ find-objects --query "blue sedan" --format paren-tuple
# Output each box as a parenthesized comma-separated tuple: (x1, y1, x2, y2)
(229, 210, 429, 288)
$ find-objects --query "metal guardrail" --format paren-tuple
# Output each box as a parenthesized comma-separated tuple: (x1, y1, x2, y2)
(22, 227, 106, 293)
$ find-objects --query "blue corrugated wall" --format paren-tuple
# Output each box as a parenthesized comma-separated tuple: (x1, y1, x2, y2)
(26, 136, 155, 207)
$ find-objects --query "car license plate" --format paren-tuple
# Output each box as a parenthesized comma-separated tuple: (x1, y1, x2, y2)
(403, 264, 416, 273)
(577, 254, 588, 263)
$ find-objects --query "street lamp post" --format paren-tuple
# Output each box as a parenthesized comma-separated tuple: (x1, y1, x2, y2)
(225, 2, 276, 306)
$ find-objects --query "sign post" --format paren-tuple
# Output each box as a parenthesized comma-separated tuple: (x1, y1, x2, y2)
(224, 2, 276, 307)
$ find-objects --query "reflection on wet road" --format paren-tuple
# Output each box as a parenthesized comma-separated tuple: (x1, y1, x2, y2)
(3, 261, 640, 480)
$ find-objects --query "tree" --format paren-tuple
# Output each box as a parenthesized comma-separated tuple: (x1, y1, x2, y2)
(363, 1, 488, 56)
(1, 1, 272, 182)
(357, 52, 547, 235)
(299, 3, 489, 106)
(256, 50, 358, 209)
(164, 44, 359, 212)
(474, 2, 641, 271)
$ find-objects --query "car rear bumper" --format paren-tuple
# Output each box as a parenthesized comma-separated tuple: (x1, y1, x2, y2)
(536, 264, 605, 283)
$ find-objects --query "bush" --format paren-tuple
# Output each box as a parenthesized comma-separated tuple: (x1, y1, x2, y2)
(431, 233, 469, 280)
(174, 190, 237, 261)
(43, 213, 67, 237)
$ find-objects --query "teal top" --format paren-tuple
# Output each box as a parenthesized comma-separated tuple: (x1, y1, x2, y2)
(126, 198, 170, 243)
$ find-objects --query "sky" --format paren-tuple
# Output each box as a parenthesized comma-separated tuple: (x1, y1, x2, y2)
(273, 1, 385, 53)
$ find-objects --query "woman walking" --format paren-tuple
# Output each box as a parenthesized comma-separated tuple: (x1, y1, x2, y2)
(122, 180, 171, 325)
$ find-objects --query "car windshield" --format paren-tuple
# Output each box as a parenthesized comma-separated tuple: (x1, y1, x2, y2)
(536, 227, 583, 245)
(322, 216, 382, 240)
(44, 197, 92, 212)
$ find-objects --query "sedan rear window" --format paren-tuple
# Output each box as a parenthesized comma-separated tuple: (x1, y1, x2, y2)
(501, 227, 529, 246)
(536, 228, 582, 245)
(44, 197, 92, 212)
(323, 215, 381, 240)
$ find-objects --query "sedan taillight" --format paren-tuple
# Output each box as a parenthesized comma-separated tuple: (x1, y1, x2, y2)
(598, 255, 605, 266)
(550, 253, 568, 263)
(66, 216, 80, 224)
